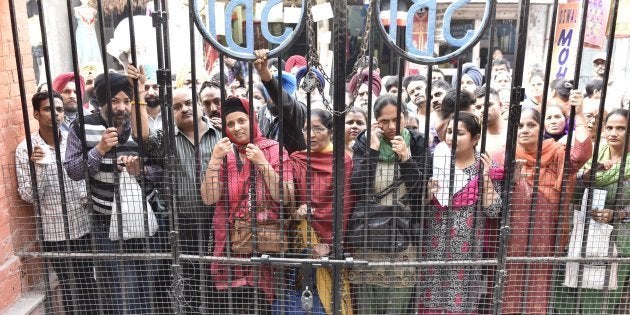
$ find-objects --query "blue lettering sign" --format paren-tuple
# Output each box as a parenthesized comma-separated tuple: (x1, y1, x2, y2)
(442, 0, 474, 47)
(193, 0, 306, 60)
(376, 0, 492, 63)
(405, 0, 436, 56)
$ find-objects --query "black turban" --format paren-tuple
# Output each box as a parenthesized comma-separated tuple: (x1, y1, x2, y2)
(223, 97, 249, 117)
(93, 72, 133, 106)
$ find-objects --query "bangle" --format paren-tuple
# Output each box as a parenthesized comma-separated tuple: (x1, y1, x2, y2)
(133, 101, 147, 106)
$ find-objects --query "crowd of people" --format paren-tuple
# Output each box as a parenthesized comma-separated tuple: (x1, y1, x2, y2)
(14, 48, 629, 314)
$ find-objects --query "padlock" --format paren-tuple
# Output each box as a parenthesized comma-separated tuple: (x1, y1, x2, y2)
(301, 71, 318, 93)
(301, 287, 314, 313)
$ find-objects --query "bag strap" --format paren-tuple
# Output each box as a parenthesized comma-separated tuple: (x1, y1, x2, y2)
(371, 176, 404, 202)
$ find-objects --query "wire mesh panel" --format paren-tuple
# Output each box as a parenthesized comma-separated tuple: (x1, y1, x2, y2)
(4, 0, 630, 314)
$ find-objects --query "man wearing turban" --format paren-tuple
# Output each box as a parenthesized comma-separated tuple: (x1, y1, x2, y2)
(295, 66, 328, 110)
(253, 49, 307, 154)
(52, 72, 86, 132)
(349, 69, 382, 112)
(64, 66, 161, 313)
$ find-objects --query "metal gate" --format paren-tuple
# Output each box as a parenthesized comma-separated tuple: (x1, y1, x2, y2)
(5, 0, 630, 314)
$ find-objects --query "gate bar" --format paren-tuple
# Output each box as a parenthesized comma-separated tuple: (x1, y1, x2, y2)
(598, 0, 622, 311)
(125, 0, 158, 311)
(34, 0, 84, 312)
(332, 0, 348, 311)
(492, 0, 531, 309)
(216, 53, 235, 314)
(8, 0, 55, 312)
(560, 0, 592, 310)
(186, 4, 210, 313)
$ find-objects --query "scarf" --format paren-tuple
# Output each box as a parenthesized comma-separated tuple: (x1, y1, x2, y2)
(432, 141, 481, 207)
(290, 147, 354, 244)
(224, 97, 264, 153)
(585, 143, 630, 187)
(379, 127, 411, 162)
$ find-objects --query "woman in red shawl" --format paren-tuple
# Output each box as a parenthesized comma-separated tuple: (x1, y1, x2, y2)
(290, 109, 354, 314)
(490, 90, 592, 314)
(201, 97, 294, 312)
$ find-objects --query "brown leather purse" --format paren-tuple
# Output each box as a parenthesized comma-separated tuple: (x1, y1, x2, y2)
(231, 216, 289, 254)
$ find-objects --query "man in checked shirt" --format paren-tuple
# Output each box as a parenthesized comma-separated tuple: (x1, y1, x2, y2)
(16, 91, 97, 313)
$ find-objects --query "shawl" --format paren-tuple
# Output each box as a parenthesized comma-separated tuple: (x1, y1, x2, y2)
(210, 134, 291, 302)
(290, 149, 354, 244)
(586, 143, 630, 187)
(432, 141, 481, 207)
(379, 128, 411, 162)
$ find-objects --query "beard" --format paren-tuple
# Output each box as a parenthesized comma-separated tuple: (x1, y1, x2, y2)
(101, 109, 130, 128)
(145, 96, 160, 108)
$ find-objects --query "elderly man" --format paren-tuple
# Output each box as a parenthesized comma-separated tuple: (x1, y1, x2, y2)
(64, 68, 161, 314)
(16, 91, 97, 313)
(52, 72, 87, 132)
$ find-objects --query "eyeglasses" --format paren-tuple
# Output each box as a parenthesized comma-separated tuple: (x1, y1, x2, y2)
(585, 113, 599, 122)
(302, 126, 328, 134)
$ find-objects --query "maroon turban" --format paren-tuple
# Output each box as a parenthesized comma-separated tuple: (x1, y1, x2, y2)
(285, 55, 307, 72)
(348, 69, 381, 96)
(52, 72, 86, 97)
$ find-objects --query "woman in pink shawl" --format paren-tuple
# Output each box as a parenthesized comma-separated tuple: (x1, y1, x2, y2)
(490, 90, 592, 314)
(201, 97, 294, 312)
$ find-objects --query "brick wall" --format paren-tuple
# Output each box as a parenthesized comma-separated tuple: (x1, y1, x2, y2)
(0, 1, 39, 312)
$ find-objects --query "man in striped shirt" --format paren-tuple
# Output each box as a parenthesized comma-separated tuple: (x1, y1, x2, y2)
(64, 69, 160, 313)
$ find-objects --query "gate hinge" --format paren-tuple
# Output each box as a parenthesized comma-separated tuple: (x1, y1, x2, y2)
(152, 11, 168, 27)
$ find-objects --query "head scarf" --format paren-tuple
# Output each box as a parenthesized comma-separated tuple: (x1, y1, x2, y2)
(348, 69, 381, 96)
(273, 71, 297, 96)
(452, 62, 483, 88)
(295, 66, 325, 90)
(52, 72, 86, 97)
(93, 72, 133, 106)
(285, 55, 307, 72)
(223, 97, 263, 148)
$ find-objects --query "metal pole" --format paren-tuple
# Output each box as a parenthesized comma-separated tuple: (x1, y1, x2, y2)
(331, 0, 348, 310)
(492, 0, 531, 310)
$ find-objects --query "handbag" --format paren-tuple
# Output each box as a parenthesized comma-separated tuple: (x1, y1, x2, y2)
(564, 189, 618, 290)
(348, 177, 412, 253)
(109, 168, 159, 241)
(230, 216, 289, 254)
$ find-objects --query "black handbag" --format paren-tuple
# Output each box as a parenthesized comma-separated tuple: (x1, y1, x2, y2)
(348, 177, 412, 253)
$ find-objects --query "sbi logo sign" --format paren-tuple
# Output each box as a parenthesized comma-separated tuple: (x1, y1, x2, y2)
(192, 0, 307, 60)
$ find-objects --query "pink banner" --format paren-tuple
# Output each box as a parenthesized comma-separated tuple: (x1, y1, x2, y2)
(584, 0, 611, 48)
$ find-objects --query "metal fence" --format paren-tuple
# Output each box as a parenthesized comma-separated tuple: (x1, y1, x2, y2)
(5, 0, 630, 314)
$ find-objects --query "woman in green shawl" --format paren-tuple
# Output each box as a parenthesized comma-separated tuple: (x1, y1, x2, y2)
(349, 94, 431, 314)
(555, 108, 630, 314)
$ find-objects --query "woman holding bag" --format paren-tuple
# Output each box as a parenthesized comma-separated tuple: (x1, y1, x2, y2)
(290, 109, 354, 314)
(201, 97, 294, 313)
(554, 108, 630, 314)
(348, 94, 430, 314)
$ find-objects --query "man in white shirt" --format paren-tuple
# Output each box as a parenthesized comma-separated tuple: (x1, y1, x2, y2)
(15, 91, 97, 313)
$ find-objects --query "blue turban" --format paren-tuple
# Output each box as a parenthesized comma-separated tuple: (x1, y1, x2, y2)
(295, 66, 325, 90)
(273, 71, 297, 96)
(452, 62, 483, 88)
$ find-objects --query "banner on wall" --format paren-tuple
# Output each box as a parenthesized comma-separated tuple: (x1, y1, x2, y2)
(614, 0, 630, 37)
(584, 0, 611, 48)
(550, 2, 581, 80)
